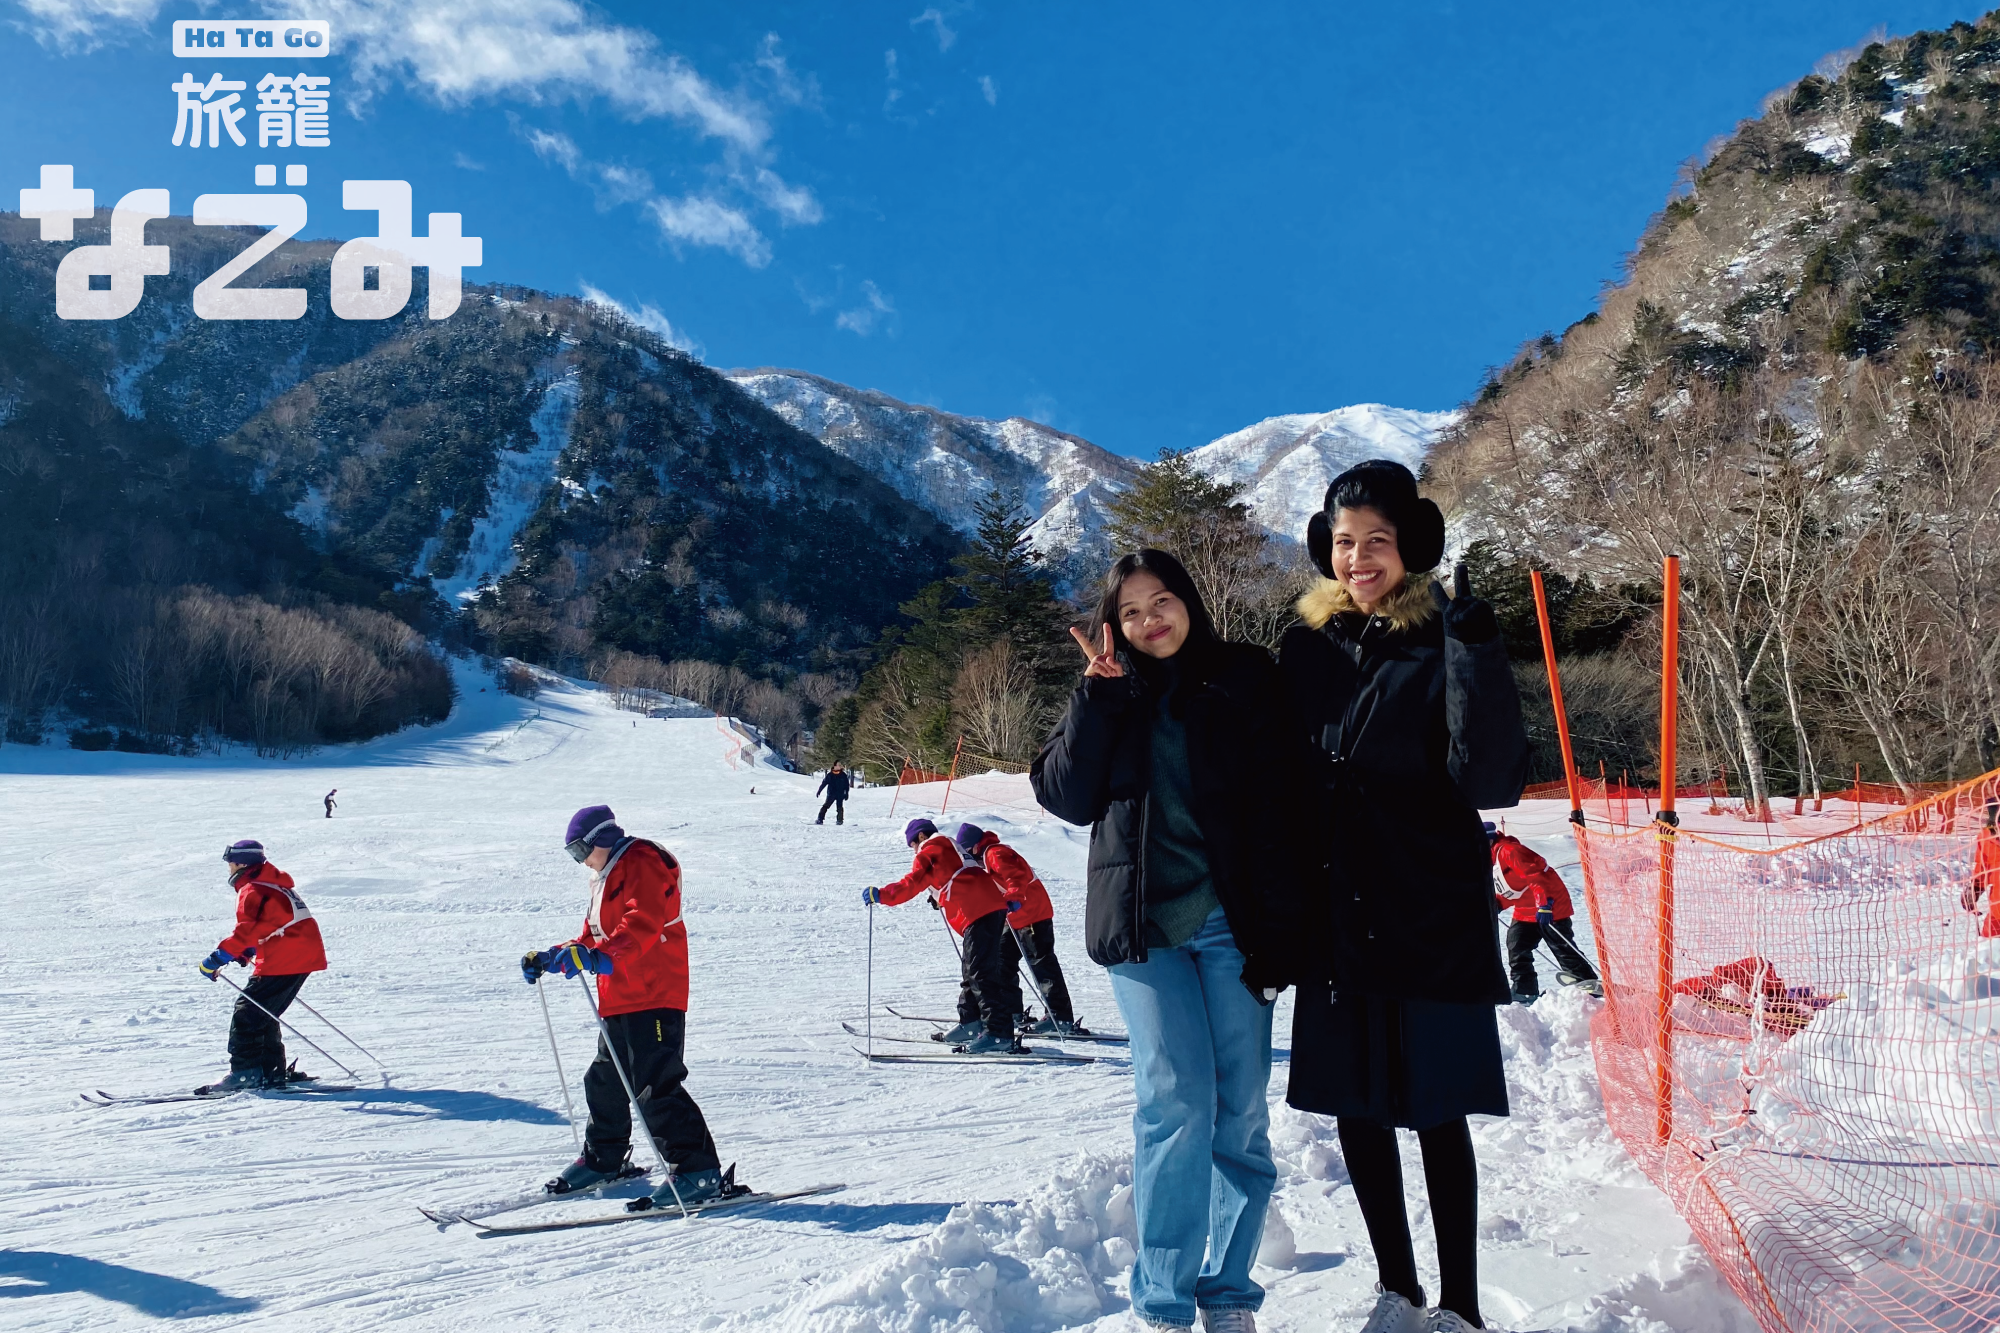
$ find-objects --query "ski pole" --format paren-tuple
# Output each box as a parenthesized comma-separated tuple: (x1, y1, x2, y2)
(537, 978, 582, 1150)
(933, 898, 964, 960)
(283, 990, 389, 1073)
(865, 900, 875, 1058)
(1007, 921, 1056, 1024)
(574, 974, 689, 1218)
(215, 972, 358, 1081)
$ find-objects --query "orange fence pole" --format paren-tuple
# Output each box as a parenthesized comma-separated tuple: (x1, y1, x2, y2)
(1530, 570, 1585, 826)
(1655, 555, 1681, 1147)
(939, 736, 965, 816)
(888, 758, 908, 820)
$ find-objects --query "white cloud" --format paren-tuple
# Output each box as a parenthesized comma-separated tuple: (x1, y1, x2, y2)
(749, 167, 822, 225)
(911, 6, 955, 52)
(755, 32, 820, 110)
(979, 74, 997, 105)
(453, 151, 487, 171)
(648, 195, 770, 269)
(13, 0, 159, 52)
(884, 48, 902, 112)
(579, 282, 702, 357)
(836, 281, 894, 336)
(518, 125, 653, 209)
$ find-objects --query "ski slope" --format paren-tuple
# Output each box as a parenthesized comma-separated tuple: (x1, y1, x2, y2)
(0, 666, 1757, 1331)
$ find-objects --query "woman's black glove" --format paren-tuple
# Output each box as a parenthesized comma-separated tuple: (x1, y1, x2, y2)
(1239, 955, 1290, 1005)
(1431, 563, 1499, 645)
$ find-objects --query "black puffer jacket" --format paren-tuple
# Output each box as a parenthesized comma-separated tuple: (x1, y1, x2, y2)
(1279, 579, 1527, 1005)
(817, 769, 851, 800)
(1031, 640, 1312, 972)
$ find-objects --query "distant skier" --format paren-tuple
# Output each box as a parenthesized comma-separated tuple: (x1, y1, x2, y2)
(1488, 822, 1599, 1001)
(862, 817, 1024, 1053)
(522, 805, 728, 1203)
(815, 762, 851, 825)
(954, 823, 1081, 1035)
(323, 789, 337, 818)
(197, 840, 327, 1092)
(1962, 800, 2000, 936)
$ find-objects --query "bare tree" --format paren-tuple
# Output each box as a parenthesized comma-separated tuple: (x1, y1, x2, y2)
(952, 638, 1047, 769)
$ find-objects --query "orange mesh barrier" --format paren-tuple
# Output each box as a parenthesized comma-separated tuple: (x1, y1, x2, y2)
(1585, 771, 2000, 1331)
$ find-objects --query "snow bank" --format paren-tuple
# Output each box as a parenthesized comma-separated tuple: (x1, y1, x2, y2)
(795, 1155, 1136, 1333)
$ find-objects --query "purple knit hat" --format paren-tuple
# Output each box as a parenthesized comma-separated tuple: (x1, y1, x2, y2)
(565, 805, 623, 849)
(223, 839, 266, 866)
(904, 817, 937, 846)
(955, 823, 985, 852)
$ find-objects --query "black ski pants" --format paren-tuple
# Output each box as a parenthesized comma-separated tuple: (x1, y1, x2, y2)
(582, 1005, 720, 1176)
(1505, 915, 1597, 996)
(1340, 1115, 1483, 1326)
(228, 972, 308, 1080)
(816, 797, 845, 824)
(951, 911, 1015, 1038)
(994, 918, 1074, 1023)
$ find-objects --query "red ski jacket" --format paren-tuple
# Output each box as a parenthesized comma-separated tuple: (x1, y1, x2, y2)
(1976, 826, 2000, 939)
(968, 830, 1054, 928)
(1491, 834, 1573, 923)
(565, 839, 688, 1016)
(877, 833, 1011, 934)
(219, 864, 327, 976)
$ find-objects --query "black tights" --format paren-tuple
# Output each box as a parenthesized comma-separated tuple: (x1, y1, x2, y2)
(1338, 1116, 1482, 1327)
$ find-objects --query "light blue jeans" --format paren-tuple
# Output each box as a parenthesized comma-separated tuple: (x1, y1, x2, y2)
(1109, 906, 1276, 1326)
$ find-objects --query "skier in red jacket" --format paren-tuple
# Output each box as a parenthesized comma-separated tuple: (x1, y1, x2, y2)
(522, 805, 725, 1202)
(1488, 823, 1598, 1002)
(954, 824, 1082, 1035)
(197, 839, 327, 1092)
(864, 817, 1024, 1053)
(1962, 801, 2000, 937)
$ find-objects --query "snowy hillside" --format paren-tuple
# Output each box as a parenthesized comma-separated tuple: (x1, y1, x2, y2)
(1189, 405, 1460, 546)
(728, 371, 1458, 557)
(0, 663, 1757, 1331)
(726, 369, 1139, 553)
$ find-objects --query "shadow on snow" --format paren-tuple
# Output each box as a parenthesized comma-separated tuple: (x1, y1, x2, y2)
(319, 1086, 567, 1125)
(0, 1250, 259, 1318)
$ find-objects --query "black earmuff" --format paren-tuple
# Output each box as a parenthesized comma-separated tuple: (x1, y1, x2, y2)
(1306, 511, 1336, 579)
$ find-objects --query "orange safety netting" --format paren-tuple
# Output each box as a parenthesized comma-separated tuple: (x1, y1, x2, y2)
(1584, 770, 2000, 1332)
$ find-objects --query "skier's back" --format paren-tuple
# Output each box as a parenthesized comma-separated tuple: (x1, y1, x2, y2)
(955, 823, 1080, 1034)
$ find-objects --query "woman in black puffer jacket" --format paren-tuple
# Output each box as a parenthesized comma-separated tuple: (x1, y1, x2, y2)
(1279, 461, 1528, 1333)
(1032, 548, 1311, 1333)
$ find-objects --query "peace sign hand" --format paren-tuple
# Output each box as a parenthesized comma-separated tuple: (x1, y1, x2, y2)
(1069, 623, 1126, 679)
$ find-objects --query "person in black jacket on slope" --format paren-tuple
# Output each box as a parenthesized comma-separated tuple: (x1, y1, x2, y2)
(1031, 548, 1312, 1333)
(815, 762, 852, 825)
(1278, 461, 1528, 1333)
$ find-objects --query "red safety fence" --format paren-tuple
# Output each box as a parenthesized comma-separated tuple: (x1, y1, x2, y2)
(1584, 771, 2000, 1332)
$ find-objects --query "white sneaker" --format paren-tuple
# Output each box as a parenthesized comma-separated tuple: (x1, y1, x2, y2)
(1422, 1311, 1487, 1333)
(1358, 1285, 1426, 1333)
(1200, 1310, 1256, 1333)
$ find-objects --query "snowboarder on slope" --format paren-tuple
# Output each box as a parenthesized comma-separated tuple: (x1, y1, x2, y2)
(816, 762, 851, 825)
(522, 805, 727, 1201)
(323, 789, 337, 818)
(954, 823, 1081, 1035)
(198, 839, 327, 1092)
(862, 817, 1025, 1053)
(1488, 822, 1599, 1001)
(1962, 800, 2000, 936)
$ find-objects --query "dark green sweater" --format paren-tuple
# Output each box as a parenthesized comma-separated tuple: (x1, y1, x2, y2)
(1143, 657, 1219, 948)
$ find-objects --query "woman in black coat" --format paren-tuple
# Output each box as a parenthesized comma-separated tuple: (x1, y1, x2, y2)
(1279, 461, 1528, 1333)
(1031, 549, 1307, 1332)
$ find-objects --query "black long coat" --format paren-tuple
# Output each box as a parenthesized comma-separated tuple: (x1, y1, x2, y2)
(1030, 640, 1310, 974)
(1278, 600, 1527, 1006)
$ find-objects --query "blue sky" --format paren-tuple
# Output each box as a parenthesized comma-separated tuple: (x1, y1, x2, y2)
(2, 1, 1978, 455)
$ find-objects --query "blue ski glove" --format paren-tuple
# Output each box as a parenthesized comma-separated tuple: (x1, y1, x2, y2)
(199, 948, 239, 981)
(521, 950, 548, 984)
(550, 944, 614, 978)
(1006, 900, 1023, 914)
(862, 887, 884, 906)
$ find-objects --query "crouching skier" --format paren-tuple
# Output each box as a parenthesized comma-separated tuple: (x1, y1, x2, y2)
(863, 817, 1026, 1054)
(522, 805, 732, 1204)
(953, 823, 1083, 1036)
(197, 839, 327, 1092)
(1487, 821, 1599, 1001)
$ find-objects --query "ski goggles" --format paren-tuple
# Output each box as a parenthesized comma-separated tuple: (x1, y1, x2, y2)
(565, 818, 618, 862)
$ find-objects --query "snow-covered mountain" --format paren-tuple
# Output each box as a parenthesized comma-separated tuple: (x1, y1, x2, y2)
(728, 370, 1458, 554)
(1189, 404, 1460, 545)
(725, 369, 1138, 554)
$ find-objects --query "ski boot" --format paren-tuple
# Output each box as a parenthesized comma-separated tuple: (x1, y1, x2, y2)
(1510, 989, 1540, 1006)
(629, 1163, 749, 1213)
(1557, 972, 1605, 999)
(1052, 1019, 1090, 1037)
(283, 1059, 317, 1084)
(958, 1030, 1028, 1055)
(1017, 1013, 1054, 1036)
(932, 1019, 984, 1044)
(195, 1067, 279, 1094)
(545, 1152, 639, 1196)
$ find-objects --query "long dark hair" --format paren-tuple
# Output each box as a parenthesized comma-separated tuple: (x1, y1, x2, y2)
(1091, 548, 1219, 660)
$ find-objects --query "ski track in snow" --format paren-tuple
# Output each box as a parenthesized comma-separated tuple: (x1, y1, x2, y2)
(0, 666, 1753, 1331)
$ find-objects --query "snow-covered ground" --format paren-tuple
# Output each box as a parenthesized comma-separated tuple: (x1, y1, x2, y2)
(0, 666, 1756, 1331)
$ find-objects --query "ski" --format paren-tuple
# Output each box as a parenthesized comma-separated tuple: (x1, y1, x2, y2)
(841, 1021, 959, 1046)
(880, 1006, 1128, 1045)
(468, 1183, 846, 1235)
(81, 1083, 358, 1107)
(418, 1163, 652, 1226)
(853, 1044, 1094, 1065)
